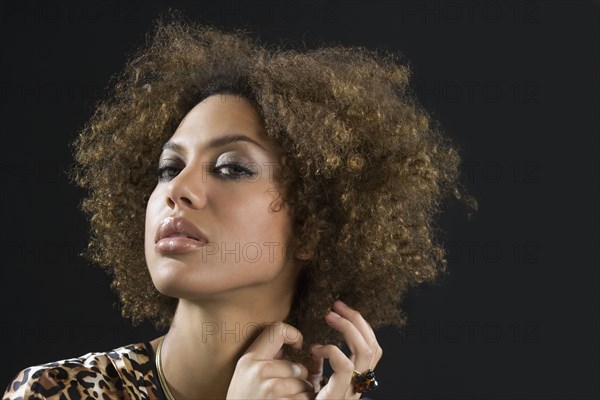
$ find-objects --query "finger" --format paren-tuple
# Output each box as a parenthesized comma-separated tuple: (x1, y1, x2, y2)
(332, 300, 377, 343)
(310, 344, 354, 394)
(290, 391, 315, 400)
(265, 377, 314, 398)
(256, 360, 309, 380)
(274, 347, 284, 360)
(333, 300, 383, 366)
(307, 345, 324, 393)
(245, 322, 304, 359)
(325, 311, 374, 371)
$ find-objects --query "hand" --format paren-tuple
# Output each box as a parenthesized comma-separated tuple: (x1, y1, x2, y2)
(309, 300, 383, 399)
(227, 322, 315, 399)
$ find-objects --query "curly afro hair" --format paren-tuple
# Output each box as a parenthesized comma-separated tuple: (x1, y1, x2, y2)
(69, 11, 477, 358)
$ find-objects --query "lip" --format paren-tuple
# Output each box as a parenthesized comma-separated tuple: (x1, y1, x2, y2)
(155, 216, 208, 254)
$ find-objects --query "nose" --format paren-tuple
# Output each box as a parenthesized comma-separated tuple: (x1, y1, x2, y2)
(164, 162, 208, 210)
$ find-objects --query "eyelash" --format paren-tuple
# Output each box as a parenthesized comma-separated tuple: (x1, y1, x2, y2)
(156, 162, 255, 182)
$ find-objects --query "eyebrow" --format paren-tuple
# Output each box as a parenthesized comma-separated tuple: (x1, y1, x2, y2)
(161, 134, 265, 154)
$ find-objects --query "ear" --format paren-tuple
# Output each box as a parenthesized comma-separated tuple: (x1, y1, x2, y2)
(294, 248, 313, 261)
(288, 237, 315, 262)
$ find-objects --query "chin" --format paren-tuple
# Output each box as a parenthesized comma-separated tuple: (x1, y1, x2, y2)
(147, 260, 224, 299)
(147, 258, 193, 295)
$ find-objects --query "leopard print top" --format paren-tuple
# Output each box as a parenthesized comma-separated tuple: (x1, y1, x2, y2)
(2, 342, 166, 400)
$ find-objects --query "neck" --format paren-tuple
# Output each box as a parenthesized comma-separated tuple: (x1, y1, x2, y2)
(153, 287, 297, 400)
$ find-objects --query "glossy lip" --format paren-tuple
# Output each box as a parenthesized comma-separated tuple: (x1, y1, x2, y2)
(155, 216, 208, 253)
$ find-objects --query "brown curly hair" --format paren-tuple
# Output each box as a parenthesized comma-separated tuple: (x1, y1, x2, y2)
(68, 11, 477, 356)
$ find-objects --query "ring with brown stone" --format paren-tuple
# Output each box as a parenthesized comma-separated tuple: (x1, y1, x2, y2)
(352, 369, 378, 393)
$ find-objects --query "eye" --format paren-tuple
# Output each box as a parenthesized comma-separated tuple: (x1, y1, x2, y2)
(157, 163, 181, 181)
(213, 162, 255, 180)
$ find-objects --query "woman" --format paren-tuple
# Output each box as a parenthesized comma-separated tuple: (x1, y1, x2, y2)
(3, 12, 476, 400)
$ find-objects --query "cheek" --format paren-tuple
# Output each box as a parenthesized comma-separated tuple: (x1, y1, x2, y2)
(235, 193, 292, 243)
(144, 189, 161, 243)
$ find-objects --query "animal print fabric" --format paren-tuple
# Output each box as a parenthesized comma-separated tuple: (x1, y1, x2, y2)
(2, 342, 166, 400)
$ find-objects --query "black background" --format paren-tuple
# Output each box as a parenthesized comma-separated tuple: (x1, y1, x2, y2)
(1, 1, 598, 399)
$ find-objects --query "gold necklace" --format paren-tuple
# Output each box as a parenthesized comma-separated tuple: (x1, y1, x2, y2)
(155, 336, 177, 400)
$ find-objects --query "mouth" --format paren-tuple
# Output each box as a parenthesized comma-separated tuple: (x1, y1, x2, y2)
(155, 216, 208, 244)
(164, 233, 201, 240)
(155, 236, 207, 254)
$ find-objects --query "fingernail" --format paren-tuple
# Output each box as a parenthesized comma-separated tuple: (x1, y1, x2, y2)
(335, 299, 348, 307)
(310, 344, 323, 354)
(328, 311, 341, 318)
(291, 363, 301, 377)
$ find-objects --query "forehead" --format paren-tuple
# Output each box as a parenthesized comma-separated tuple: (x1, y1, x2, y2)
(171, 94, 265, 144)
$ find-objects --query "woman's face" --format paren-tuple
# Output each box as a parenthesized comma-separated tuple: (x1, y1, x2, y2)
(144, 94, 300, 302)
